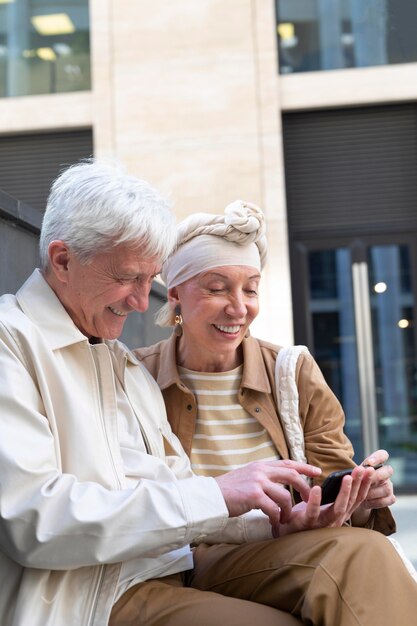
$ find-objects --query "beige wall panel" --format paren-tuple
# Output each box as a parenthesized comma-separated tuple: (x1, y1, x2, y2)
(252, 224, 293, 346)
(254, 51, 282, 135)
(113, 57, 258, 140)
(111, 0, 253, 61)
(280, 63, 417, 111)
(259, 131, 286, 219)
(251, 0, 294, 342)
(252, 133, 292, 345)
(253, 1, 278, 55)
(90, 0, 115, 156)
(119, 136, 262, 218)
(107, 0, 263, 211)
(0, 92, 92, 134)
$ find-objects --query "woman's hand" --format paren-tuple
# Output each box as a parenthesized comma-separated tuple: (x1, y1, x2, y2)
(351, 450, 396, 527)
(275, 465, 375, 536)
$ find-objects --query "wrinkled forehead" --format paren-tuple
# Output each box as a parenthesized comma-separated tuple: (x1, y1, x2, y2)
(90, 244, 162, 274)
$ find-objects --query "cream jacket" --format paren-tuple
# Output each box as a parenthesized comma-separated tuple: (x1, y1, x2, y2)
(0, 271, 272, 626)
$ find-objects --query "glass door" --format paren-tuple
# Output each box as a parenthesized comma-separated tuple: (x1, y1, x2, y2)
(302, 239, 417, 490)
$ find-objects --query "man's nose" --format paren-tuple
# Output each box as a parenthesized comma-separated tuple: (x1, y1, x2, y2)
(125, 283, 151, 312)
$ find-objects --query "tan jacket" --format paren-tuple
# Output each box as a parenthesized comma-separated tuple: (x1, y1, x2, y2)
(136, 333, 396, 536)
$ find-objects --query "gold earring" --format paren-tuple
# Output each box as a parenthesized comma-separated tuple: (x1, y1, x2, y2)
(174, 305, 183, 337)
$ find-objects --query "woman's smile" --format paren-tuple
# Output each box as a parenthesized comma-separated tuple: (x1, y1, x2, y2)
(213, 323, 242, 335)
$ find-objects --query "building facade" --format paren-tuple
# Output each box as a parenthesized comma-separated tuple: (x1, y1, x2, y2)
(1, 0, 416, 490)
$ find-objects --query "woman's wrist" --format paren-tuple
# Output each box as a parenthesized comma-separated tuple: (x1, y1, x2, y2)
(351, 505, 374, 528)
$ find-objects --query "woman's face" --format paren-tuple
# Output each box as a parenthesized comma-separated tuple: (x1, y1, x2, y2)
(169, 265, 260, 372)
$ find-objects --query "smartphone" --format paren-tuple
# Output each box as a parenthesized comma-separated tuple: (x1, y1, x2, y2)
(321, 468, 353, 505)
(321, 464, 383, 505)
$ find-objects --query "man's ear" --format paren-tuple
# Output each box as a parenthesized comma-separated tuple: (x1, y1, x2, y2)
(167, 286, 180, 308)
(47, 240, 71, 284)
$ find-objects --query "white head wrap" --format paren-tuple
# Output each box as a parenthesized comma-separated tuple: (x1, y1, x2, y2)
(161, 200, 267, 288)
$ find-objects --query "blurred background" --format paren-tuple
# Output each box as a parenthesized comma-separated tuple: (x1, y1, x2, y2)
(0, 0, 416, 550)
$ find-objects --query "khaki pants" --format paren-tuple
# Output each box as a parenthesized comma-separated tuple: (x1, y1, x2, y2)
(110, 527, 417, 626)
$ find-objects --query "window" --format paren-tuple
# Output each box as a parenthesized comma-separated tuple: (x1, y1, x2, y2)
(0, 0, 90, 97)
(0, 129, 93, 211)
(276, 0, 417, 74)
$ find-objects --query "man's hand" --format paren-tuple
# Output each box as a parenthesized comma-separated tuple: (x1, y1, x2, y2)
(214, 460, 322, 526)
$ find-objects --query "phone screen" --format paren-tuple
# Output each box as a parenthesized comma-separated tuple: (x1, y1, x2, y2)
(321, 468, 353, 505)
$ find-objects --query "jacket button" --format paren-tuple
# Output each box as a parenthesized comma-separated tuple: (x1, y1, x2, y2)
(255, 407, 261, 413)
(187, 404, 193, 411)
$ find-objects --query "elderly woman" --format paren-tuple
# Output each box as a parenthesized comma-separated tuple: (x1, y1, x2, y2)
(137, 200, 396, 535)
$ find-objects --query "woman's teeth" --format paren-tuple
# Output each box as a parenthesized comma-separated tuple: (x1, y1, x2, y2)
(215, 324, 240, 334)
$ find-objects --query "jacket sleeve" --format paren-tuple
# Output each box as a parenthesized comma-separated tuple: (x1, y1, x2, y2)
(297, 352, 396, 535)
(0, 330, 230, 570)
(197, 510, 273, 545)
(154, 399, 275, 545)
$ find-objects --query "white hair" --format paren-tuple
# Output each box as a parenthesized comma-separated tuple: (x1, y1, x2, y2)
(39, 158, 176, 270)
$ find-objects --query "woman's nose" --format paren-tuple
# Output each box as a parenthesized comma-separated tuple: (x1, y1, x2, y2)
(225, 294, 247, 318)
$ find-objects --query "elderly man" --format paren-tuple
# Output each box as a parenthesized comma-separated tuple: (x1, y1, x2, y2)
(0, 159, 415, 626)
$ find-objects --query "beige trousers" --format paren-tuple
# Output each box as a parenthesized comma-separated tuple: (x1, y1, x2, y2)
(110, 527, 417, 626)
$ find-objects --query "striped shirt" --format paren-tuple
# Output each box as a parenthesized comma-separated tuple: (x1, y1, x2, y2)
(179, 364, 279, 476)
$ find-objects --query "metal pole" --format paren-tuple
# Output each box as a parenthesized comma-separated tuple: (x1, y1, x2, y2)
(352, 262, 379, 456)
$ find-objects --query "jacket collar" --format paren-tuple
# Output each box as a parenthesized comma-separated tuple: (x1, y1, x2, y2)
(154, 332, 182, 389)
(241, 335, 272, 394)
(16, 269, 90, 350)
(110, 338, 140, 366)
(155, 332, 271, 394)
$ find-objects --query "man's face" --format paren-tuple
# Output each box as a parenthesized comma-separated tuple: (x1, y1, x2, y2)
(59, 245, 161, 340)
